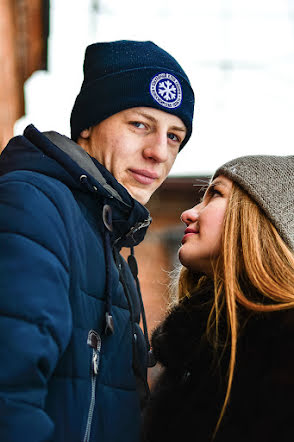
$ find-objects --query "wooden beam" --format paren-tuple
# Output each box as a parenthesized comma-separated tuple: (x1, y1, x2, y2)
(0, 0, 20, 149)
(0, 0, 49, 150)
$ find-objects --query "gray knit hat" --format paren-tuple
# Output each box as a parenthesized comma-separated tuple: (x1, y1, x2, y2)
(214, 155, 294, 251)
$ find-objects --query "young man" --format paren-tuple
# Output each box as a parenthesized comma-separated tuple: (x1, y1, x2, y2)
(0, 40, 194, 442)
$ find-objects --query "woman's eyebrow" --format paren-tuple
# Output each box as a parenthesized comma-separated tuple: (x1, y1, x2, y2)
(204, 180, 226, 195)
(206, 181, 219, 191)
(211, 179, 228, 188)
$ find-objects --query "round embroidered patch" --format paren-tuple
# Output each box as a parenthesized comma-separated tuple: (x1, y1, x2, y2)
(150, 73, 182, 109)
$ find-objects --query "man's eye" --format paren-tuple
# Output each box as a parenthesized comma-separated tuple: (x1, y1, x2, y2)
(167, 133, 180, 142)
(131, 122, 145, 129)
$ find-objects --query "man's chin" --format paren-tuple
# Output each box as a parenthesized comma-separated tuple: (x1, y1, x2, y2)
(126, 186, 153, 206)
(132, 191, 151, 206)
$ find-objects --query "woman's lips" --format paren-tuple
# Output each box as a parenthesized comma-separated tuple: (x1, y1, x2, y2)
(181, 228, 199, 244)
(129, 169, 158, 185)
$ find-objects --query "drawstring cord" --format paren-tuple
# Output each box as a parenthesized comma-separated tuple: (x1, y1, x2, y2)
(113, 246, 151, 407)
(80, 175, 114, 335)
(128, 247, 156, 367)
(80, 175, 151, 349)
(102, 203, 115, 335)
(80, 174, 152, 407)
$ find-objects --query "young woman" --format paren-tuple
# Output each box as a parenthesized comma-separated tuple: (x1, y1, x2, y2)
(143, 154, 294, 442)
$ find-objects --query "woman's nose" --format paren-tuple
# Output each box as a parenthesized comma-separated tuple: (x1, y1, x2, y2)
(180, 206, 199, 225)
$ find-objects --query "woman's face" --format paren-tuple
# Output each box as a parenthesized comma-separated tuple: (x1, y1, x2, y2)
(179, 175, 233, 274)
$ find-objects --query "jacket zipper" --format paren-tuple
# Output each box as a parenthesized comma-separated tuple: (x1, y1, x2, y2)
(83, 330, 101, 442)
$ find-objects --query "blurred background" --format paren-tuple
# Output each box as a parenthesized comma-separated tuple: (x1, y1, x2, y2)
(1, 0, 294, 368)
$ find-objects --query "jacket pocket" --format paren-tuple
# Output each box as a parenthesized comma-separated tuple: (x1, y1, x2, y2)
(83, 330, 101, 442)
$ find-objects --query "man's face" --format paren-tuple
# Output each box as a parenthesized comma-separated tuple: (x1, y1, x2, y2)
(77, 107, 187, 205)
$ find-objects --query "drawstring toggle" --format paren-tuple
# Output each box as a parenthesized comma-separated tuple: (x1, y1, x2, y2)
(105, 312, 114, 335)
(102, 204, 113, 232)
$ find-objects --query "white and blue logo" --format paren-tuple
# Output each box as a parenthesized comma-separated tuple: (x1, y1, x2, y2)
(150, 73, 182, 109)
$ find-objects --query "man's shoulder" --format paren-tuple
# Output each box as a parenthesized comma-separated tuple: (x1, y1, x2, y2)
(0, 169, 70, 195)
(0, 169, 78, 223)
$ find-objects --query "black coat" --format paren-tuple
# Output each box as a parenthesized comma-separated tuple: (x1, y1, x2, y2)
(143, 282, 294, 441)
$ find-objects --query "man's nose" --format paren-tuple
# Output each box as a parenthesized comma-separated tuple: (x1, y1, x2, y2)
(142, 132, 169, 163)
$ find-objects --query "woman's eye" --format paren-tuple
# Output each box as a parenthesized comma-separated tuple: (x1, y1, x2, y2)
(206, 187, 222, 198)
(212, 189, 222, 197)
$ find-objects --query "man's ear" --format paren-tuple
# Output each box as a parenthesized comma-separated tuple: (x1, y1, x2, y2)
(79, 128, 92, 139)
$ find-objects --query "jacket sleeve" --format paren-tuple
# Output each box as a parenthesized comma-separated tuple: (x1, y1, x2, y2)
(0, 175, 72, 442)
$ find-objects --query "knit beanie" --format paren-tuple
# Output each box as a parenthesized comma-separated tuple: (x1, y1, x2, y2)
(70, 40, 194, 149)
(214, 155, 294, 251)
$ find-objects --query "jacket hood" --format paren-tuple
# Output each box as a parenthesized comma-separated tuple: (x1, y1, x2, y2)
(0, 124, 151, 248)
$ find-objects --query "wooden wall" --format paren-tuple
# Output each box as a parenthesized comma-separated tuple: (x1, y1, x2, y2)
(0, 0, 49, 149)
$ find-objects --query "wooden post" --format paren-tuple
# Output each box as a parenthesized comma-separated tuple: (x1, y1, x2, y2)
(0, 0, 48, 150)
(0, 0, 21, 150)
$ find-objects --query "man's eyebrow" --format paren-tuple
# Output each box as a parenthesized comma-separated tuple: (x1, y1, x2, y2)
(131, 110, 157, 122)
(170, 125, 186, 133)
(131, 110, 186, 132)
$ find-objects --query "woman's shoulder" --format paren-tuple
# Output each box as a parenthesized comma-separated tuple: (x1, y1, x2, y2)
(151, 280, 215, 370)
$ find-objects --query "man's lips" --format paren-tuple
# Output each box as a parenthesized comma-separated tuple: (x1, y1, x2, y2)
(129, 169, 159, 185)
(181, 227, 199, 244)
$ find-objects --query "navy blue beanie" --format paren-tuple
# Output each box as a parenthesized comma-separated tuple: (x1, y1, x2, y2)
(70, 40, 195, 150)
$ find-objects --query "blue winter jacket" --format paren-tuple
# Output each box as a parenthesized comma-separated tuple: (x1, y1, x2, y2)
(0, 125, 152, 442)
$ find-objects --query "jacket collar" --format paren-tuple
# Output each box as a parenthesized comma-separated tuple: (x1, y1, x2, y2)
(43, 130, 127, 204)
(1, 125, 152, 248)
(40, 129, 152, 248)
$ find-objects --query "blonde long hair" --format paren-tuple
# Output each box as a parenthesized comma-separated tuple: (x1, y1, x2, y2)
(174, 182, 294, 436)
